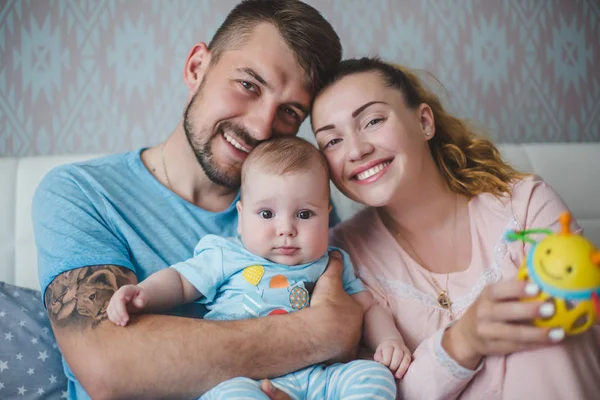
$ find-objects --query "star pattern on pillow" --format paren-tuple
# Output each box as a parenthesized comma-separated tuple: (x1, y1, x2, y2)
(0, 282, 68, 398)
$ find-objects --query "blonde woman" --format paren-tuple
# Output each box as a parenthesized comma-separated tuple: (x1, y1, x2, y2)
(311, 58, 600, 399)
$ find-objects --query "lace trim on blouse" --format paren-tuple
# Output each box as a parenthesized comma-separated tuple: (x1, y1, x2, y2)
(433, 323, 483, 380)
(360, 217, 521, 318)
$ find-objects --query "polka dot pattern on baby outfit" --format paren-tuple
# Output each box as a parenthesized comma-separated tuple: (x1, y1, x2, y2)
(289, 286, 309, 310)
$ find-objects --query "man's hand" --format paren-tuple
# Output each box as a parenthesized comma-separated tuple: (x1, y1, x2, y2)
(309, 251, 364, 362)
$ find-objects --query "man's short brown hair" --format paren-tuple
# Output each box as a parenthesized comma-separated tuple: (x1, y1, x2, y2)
(208, 0, 341, 95)
(241, 136, 330, 195)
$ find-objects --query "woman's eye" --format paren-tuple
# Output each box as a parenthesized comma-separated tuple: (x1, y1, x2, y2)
(324, 138, 342, 149)
(365, 118, 384, 128)
(259, 210, 274, 219)
(297, 210, 313, 220)
(240, 81, 256, 92)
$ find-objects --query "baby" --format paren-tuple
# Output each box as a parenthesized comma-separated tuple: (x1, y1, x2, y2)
(107, 136, 410, 399)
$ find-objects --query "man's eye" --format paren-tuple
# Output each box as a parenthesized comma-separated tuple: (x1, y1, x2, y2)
(283, 107, 299, 120)
(240, 81, 256, 92)
(259, 210, 274, 219)
(297, 210, 313, 220)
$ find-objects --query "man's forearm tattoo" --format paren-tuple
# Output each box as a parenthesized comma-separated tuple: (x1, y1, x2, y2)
(44, 265, 135, 329)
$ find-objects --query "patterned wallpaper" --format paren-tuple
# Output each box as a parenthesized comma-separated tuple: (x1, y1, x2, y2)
(0, 0, 599, 156)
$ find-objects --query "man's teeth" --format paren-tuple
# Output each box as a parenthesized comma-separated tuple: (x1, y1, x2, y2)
(356, 162, 390, 181)
(223, 132, 250, 153)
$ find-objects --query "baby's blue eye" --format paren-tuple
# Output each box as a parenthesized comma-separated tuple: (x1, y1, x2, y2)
(297, 210, 313, 220)
(259, 210, 274, 219)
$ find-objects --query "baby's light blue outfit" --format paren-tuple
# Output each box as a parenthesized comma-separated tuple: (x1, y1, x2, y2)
(171, 235, 397, 400)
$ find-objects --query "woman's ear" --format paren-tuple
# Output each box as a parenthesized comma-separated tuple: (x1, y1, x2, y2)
(236, 201, 243, 235)
(418, 104, 435, 141)
(183, 43, 212, 95)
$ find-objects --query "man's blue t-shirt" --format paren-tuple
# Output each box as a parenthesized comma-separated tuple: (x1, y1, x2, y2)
(33, 149, 242, 399)
(34, 149, 240, 299)
(32, 148, 340, 399)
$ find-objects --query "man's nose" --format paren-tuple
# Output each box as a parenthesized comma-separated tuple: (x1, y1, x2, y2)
(245, 102, 278, 141)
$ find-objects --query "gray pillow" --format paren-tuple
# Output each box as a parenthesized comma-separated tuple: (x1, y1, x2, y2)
(0, 282, 67, 399)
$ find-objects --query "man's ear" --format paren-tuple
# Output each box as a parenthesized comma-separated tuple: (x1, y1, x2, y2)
(183, 43, 212, 95)
(236, 201, 243, 235)
(328, 204, 332, 214)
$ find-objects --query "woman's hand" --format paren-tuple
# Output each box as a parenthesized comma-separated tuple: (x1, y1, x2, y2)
(442, 280, 564, 369)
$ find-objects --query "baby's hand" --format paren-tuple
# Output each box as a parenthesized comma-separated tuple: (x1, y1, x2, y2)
(374, 339, 412, 379)
(107, 285, 148, 326)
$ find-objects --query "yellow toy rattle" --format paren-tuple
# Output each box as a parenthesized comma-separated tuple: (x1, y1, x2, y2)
(505, 212, 600, 335)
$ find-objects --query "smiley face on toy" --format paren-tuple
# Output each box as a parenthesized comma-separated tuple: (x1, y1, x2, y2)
(508, 212, 600, 336)
(532, 233, 600, 293)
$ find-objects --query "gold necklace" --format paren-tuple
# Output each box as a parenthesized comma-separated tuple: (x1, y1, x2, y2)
(382, 195, 458, 318)
(160, 142, 173, 190)
(429, 271, 452, 311)
(399, 232, 455, 318)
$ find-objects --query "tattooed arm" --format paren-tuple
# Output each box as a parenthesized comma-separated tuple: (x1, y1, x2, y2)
(45, 258, 363, 399)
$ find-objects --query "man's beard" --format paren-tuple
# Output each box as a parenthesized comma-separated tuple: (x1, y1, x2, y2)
(183, 89, 259, 189)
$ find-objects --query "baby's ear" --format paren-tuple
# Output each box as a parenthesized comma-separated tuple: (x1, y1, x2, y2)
(328, 204, 333, 214)
(236, 201, 243, 235)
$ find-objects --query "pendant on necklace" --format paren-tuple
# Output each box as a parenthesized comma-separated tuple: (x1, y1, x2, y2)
(437, 291, 452, 309)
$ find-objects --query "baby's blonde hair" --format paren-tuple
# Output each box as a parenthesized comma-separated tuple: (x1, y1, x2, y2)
(241, 136, 330, 197)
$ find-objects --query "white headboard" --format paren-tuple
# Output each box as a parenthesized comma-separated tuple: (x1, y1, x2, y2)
(1, 143, 599, 291)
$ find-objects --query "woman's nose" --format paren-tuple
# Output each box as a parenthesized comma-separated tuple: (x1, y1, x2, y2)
(348, 134, 374, 161)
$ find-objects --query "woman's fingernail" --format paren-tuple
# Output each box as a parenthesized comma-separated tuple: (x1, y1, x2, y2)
(525, 282, 540, 296)
(548, 328, 565, 342)
(539, 302, 555, 318)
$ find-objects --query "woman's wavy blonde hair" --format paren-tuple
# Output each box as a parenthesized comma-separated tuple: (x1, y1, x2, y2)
(319, 57, 526, 198)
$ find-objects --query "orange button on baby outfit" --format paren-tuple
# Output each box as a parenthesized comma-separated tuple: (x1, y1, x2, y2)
(269, 274, 289, 288)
